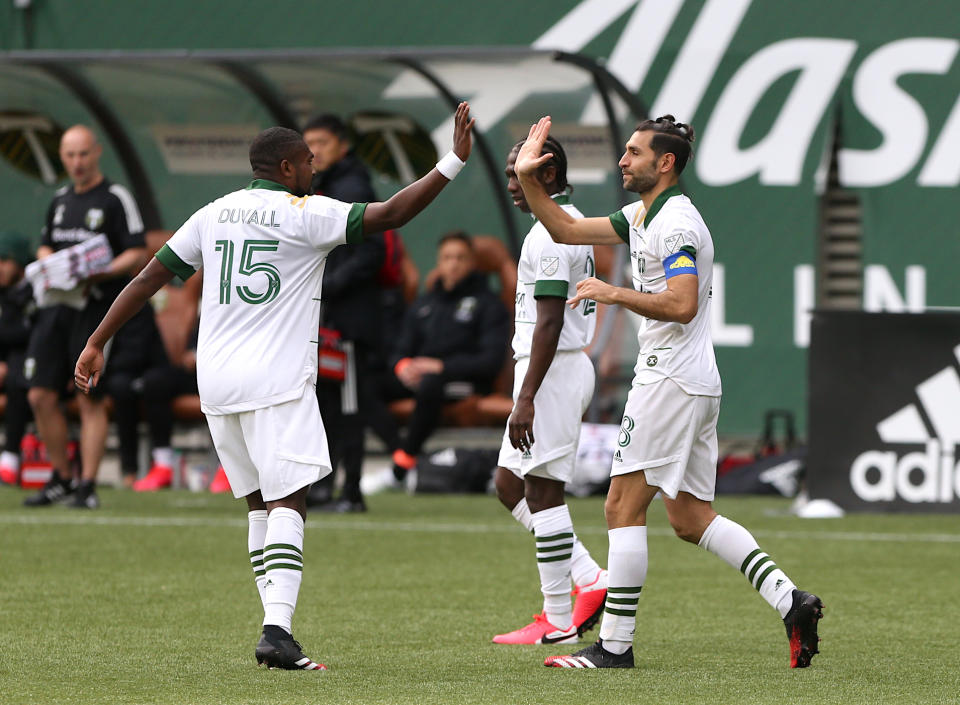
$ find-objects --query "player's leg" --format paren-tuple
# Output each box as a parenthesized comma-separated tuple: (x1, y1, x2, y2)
(667, 393, 823, 668)
(72, 392, 108, 508)
(99, 370, 141, 488)
(23, 308, 74, 505)
(245, 490, 268, 608)
(245, 387, 331, 670)
(545, 470, 655, 668)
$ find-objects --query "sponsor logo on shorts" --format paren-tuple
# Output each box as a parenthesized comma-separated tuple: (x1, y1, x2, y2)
(613, 450, 623, 462)
(646, 355, 658, 367)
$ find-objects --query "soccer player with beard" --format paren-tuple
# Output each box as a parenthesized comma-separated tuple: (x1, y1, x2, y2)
(514, 115, 823, 670)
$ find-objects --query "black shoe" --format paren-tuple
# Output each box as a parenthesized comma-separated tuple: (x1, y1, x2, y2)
(314, 497, 367, 514)
(544, 639, 634, 668)
(23, 474, 74, 507)
(255, 625, 326, 670)
(783, 589, 823, 668)
(69, 480, 100, 509)
(391, 464, 407, 483)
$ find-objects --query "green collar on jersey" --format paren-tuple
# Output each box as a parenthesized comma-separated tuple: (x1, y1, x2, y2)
(644, 184, 683, 228)
(531, 192, 571, 221)
(246, 178, 290, 192)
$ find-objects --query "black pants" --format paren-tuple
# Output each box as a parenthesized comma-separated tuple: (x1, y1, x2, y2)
(381, 371, 485, 458)
(315, 341, 388, 503)
(3, 383, 31, 455)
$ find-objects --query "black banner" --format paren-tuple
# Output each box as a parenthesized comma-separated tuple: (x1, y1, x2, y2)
(807, 311, 960, 513)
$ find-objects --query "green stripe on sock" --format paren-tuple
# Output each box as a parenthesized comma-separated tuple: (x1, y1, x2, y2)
(535, 532, 574, 542)
(606, 597, 639, 605)
(537, 543, 574, 553)
(607, 586, 644, 594)
(264, 543, 302, 555)
(754, 564, 778, 591)
(605, 607, 637, 617)
(264, 562, 303, 572)
(537, 553, 572, 563)
(251, 559, 264, 568)
(254, 569, 266, 577)
(249, 549, 263, 558)
(264, 552, 303, 564)
(740, 548, 763, 574)
(747, 556, 772, 584)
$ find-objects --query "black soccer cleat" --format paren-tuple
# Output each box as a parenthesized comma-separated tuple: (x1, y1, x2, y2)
(69, 480, 100, 509)
(255, 625, 326, 671)
(544, 639, 634, 669)
(783, 589, 823, 668)
(23, 474, 74, 507)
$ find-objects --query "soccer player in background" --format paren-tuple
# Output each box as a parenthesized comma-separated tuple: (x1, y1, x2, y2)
(74, 103, 476, 671)
(491, 138, 608, 645)
(514, 115, 823, 669)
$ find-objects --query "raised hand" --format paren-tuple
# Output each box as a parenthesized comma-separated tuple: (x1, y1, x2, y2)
(514, 116, 554, 177)
(452, 102, 476, 162)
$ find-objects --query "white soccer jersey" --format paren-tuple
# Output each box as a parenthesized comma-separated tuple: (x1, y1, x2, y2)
(512, 195, 596, 358)
(608, 186, 721, 397)
(157, 179, 365, 415)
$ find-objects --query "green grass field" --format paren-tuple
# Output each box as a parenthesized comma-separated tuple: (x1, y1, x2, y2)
(1, 487, 957, 705)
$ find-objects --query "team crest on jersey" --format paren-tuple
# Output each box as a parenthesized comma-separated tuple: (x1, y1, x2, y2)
(539, 256, 559, 276)
(85, 208, 104, 230)
(646, 355, 658, 367)
(454, 296, 477, 322)
(53, 203, 65, 226)
(664, 233, 685, 253)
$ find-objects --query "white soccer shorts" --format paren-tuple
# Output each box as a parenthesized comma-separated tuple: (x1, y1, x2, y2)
(498, 350, 595, 484)
(205, 382, 332, 502)
(609, 377, 721, 501)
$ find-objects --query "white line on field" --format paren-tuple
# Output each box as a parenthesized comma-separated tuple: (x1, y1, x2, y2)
(0, 513, 958, 544)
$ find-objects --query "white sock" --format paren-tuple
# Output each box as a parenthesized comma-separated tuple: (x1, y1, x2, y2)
(598, 526, 647, 655)
(570, 537, 604, 589)
(699, 515, 796, 618)
(510, 497, 534, 533)
(262, 508, 305, 633)
(247, 510, 268, 608)
(152, 446, 176, 469)
(531, 504, 575, 630)
(0, 450, 20, 471)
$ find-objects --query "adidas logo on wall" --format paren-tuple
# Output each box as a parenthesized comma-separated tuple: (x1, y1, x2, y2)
(850, 343, 960, 503)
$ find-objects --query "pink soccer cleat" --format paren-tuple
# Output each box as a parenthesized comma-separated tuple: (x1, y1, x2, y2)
(492, 613, 578, 645)
(572, 570, 608, 637)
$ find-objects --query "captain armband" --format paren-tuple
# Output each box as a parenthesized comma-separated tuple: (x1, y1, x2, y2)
(662, 250, 697, 279)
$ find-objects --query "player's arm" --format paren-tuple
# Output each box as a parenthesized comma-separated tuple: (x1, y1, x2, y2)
(88, 246, 148, 282)
(74, 257, 176, 392)
(568, 273, 698, 323)
(509, 296, 564, 452)
(515, 117, 622, 246)
(361, 102, 475, 234)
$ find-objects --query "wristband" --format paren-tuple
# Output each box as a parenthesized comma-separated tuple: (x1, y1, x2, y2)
(435, 150, 466, 180)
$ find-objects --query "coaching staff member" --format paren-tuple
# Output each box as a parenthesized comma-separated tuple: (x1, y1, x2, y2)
(23, 125, 146, 509)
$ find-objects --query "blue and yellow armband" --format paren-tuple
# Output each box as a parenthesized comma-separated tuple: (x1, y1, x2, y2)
(663, 250, 698, 279)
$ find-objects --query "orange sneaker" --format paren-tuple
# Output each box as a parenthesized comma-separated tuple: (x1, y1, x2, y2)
(209, 466, 231, 493)
(492, 613, 578, 645)
(572, 570, 608, 637)
(132, 464, 174, 491)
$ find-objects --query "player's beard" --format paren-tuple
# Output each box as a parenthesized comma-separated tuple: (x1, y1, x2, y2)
(624, 163, 659, 195)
